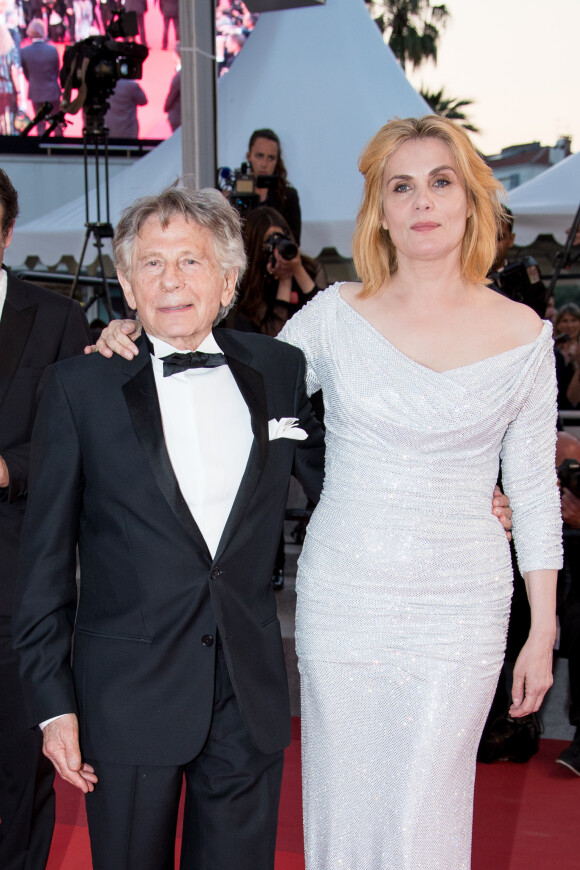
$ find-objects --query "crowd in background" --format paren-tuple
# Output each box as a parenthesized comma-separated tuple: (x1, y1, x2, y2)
(0, 0, 258, 139)
(215, 0, 257, 75)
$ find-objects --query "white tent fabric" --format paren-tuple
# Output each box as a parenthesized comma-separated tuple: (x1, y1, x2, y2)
(508, 152, 580, 247)
(5, 131, 183, 267)
(217, 0, 428, 256)
(5, 0, 428, 267)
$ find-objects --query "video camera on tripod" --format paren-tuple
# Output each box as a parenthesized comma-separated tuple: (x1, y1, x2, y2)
(35, 7, 150, 320)
(59, 8, 148, 130)
(217, 163, 278, 214)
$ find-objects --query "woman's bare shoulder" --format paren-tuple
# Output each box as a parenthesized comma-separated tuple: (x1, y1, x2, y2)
(481, 284, 544, 344)
(338, 281, 364, 303)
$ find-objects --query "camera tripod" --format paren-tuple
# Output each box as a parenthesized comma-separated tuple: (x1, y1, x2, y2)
(70, 107, 120, 321)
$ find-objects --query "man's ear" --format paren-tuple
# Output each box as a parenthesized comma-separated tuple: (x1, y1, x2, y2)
(3, 222, 14, 248)
(118, 273, 136, 311)
(221, 269, 238, 307)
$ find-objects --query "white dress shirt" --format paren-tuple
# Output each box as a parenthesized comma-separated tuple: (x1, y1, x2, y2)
(0, 268, 7, 321)
(149, 331, 253, 558)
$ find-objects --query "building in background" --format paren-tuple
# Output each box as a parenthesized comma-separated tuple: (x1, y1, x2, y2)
(487, 137, 572, 191)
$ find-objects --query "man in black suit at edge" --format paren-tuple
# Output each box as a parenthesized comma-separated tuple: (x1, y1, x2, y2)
(0, 168, 90, 868)
(13, 186, 325, 869)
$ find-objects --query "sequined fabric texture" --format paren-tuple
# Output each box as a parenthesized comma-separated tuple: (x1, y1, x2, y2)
(279, 283, 562, 870)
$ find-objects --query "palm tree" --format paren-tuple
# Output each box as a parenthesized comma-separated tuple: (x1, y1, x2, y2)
(419, 87, 481, 133)
(365, 1, 450, 72)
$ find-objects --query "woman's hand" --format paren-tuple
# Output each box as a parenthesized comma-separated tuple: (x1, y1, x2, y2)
(267, 247, 301, 280)
(268, 248, 317, 298)
(509, 631, 554, 717)
(510, 568, 557, 718)
(84, 320, 142, 359)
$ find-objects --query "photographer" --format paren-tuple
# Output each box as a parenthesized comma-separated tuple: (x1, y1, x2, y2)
(553, 303, 580, 409)
(245, 128, 302, 243)
(229, 206, 326, 338)
(488, 207, 548, 317)
(555, 432, 580, 775)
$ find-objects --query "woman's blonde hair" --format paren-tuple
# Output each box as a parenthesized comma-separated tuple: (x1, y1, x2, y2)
(352, 115, 505, 296)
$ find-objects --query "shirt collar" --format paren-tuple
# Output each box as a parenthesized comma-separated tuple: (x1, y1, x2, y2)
(147, 331, 221, 361)
(0, 267, 7, 321)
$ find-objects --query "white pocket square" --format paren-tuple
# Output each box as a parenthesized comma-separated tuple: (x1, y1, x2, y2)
(268, 417, 308, 441)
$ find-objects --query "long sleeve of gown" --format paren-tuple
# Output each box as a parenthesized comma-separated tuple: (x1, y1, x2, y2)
(500, 337, 563, 574)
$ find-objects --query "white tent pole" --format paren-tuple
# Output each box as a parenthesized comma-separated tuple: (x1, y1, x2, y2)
(179, 0, 217, 187)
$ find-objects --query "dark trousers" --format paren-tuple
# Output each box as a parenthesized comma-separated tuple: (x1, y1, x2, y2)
(162, 15, 179, 49)
(31, 101, 62, 137)
(0, 619, 55, 870)
(85, 645, 285, 870)
(135, 12, 146, 45)
(561, 580, 580, 728)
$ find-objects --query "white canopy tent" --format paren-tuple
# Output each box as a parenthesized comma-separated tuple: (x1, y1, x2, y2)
(508, 151, 580, 247)
(5, 0, 428, 267)
(217, 0, 428, 256)
(5, 132, 184, 268)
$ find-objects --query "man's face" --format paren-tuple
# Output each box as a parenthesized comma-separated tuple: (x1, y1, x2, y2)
(118, 214, 237, 351)
(0, 204, 14, 267)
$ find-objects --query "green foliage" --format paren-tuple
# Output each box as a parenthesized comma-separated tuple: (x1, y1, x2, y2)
(419, 87, 480, 133)
(365, 1, 450, 71)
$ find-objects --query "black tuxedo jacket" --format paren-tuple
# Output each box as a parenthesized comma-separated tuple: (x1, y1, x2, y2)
(0, 269, 90, 616)
(13, 329, 325, 764)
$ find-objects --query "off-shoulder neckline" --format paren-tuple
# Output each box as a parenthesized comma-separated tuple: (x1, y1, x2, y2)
(334, 282, 551, 376)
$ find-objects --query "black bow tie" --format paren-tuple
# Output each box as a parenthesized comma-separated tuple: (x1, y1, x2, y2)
(160, 351, 227, 377)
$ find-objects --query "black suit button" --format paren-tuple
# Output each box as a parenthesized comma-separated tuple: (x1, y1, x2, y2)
(201, 635, 214, 647)
(210, 568, 223, 579)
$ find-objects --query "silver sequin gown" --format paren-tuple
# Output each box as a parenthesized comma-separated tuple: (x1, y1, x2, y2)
(279, 283, 562, 870)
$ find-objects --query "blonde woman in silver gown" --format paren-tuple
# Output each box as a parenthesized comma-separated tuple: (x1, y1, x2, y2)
(93, 117, 560, 869)
(279, 117, 561, 869)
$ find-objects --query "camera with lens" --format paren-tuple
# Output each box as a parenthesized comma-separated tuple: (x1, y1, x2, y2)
(488, 257, 549, 318)
(558, 457, 580, 498)
(263, 231, 298, 271)
(60, 10, 148, 124)
(217, 163, 278, 215)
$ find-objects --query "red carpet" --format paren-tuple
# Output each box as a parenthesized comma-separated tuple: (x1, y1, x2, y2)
(46, 720, 577, 869)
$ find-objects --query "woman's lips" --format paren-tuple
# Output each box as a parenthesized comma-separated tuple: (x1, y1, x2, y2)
(411, 222, 439, 231)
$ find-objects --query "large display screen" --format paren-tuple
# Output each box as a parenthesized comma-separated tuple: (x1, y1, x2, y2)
(0, 0, 256, 144)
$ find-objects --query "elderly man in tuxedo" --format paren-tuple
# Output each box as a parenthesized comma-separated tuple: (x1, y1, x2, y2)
(0, 168, 90, 868)
(13, 186, 325, 870)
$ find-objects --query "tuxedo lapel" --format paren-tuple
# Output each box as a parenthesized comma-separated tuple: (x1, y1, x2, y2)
(0, 295, 37, 414)
(122, 336, 211, 558)
(213, 330, 269, 562)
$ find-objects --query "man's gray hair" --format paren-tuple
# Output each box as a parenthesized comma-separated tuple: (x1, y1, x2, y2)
(113, 186, 247, 324)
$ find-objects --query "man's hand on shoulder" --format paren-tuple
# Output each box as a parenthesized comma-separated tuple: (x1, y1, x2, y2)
(84, 319, 142, 360)
(0, 455, 9, 488)
(42, 713, 98, 793)
(492, 485, 512, 541)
